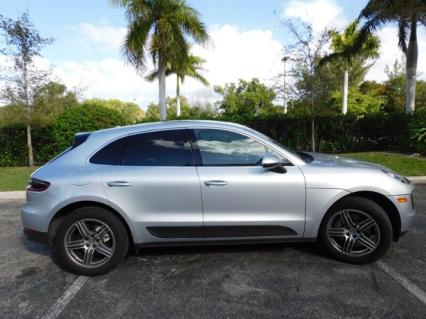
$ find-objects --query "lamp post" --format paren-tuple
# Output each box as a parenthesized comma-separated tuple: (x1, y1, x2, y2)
(281, 56, 290, 114)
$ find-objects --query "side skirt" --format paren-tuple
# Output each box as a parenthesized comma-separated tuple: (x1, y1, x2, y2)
(135, 237, 316, 250)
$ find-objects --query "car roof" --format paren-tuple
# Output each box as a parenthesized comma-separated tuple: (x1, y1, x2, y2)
(90, 120, 248, 137)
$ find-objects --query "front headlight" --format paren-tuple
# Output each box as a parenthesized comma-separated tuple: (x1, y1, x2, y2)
(381, 169, 410, 184)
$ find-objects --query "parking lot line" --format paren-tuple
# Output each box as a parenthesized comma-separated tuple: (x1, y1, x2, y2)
(377, 261, 426, 306)
(40, 276, 89, 319)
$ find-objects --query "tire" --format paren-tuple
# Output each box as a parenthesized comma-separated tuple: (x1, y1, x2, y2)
(52, 206, 129, 276)
(319, 196, 393, 264)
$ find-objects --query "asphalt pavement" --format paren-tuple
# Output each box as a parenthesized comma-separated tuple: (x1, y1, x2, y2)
(1, 186, 425, 318)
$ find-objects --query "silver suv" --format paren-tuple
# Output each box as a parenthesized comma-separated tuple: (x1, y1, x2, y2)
(21, 120, 415, 275)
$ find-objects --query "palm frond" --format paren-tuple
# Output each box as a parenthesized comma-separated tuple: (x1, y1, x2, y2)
(318, 52, 345, 66)
(123, 16, 153, 72)
(398, 19, 409, 52)
(190, 72, 209, 86)
(145, 69, 159, 82)
(175, 4, 209, 45)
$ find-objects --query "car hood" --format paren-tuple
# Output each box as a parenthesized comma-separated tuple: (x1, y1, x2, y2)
(305, 152, 386, 170)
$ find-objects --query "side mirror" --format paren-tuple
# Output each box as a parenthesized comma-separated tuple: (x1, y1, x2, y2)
(261, 154, 287, 173)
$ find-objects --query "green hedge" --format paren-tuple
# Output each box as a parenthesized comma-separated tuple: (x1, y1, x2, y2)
(0, 112, 423, 166)
(226, 112, 413, 154)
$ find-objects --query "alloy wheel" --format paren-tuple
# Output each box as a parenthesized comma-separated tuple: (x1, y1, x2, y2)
(64, 218, 115, 268)
(326, 209, 380, 256)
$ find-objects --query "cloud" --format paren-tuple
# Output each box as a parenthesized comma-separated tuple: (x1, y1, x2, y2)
(282, 0, 425, 82)
(52, 23, 284, 108)
(282, 0, 347, 33)
(365, 26, 426, 82)
(54, 58, 157, 106)
(68, 20, 126, 54)
(3, 13, 424, 109)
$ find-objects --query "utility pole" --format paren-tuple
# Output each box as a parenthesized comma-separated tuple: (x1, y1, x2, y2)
(281, 56, 290, 114)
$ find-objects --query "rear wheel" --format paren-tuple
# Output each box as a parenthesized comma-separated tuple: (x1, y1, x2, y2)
(52, 206, 129, 276)
(319, 197, 393, 264)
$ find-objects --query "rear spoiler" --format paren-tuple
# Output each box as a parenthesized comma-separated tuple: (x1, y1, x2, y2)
(72, 132, 90, 149)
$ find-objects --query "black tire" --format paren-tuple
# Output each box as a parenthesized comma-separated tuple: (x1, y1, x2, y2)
(319, 196, 393, 264)
(51, 206, 129, 276)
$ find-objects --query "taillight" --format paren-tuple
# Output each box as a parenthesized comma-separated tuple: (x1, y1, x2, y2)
(27, 178, 50, 192)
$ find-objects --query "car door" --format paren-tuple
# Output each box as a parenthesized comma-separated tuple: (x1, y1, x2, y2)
(98, 129, 203, 244)
(190, 128, 306, 239)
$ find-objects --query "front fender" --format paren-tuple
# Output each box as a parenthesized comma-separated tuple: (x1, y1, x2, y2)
(304, 188, 350, 238)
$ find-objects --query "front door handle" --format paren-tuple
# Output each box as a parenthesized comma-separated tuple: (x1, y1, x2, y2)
(107, 181, 131, 187)
(204, 180, 228, 186)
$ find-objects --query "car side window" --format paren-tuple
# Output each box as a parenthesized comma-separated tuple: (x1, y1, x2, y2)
(90, 137, 128, 165)
(193, 129, 268, 166)
(123, 130, 191, 166)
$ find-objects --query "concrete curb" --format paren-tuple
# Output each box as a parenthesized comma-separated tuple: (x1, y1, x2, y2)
(408, 176, 426, 184)
(0, 176, 425, 201)
(0, 191, 25, 200)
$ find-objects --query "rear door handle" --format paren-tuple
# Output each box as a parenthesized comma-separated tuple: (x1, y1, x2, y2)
(107, 181, 131, 187)
(204, 180, 228, 186)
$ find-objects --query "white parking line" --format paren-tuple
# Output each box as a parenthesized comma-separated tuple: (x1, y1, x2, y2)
(40, 276, 89, 319)
(377, 261, 426, 305)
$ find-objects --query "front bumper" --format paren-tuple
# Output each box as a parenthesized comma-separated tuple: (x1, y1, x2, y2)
(388, 194, 415, 233)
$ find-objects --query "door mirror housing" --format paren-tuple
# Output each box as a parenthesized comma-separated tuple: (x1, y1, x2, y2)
(261, 154, 287, 173)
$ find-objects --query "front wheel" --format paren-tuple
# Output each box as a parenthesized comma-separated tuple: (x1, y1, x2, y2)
(52, 206, 129, 276)
(319, 197, 393, 264)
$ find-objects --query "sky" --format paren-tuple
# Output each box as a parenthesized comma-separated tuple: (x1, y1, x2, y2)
(1, 0, 425, 109)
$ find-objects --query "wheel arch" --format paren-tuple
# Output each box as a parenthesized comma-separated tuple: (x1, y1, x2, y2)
(48, 200, 135, 248)
(326, 191, 401, 241)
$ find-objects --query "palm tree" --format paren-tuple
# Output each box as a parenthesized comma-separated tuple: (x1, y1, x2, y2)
(320, 22, 379, 114)
(356, 0, 426, 113)
(146, 54, 209, 116)
(111, 0, 209, 120)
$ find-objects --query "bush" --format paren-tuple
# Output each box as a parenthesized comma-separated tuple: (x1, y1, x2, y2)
(409, 109, 426, 154)
(215, 112, 411, 154)
(52, 104, 126, 151)
(0, 111, 420, 166)
(0, 125, 56, 166)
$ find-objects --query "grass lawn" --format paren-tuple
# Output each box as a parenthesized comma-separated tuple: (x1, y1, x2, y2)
(0, 152, 424, 191)
(0, 167, 38, 191)
(341, 152, 426, 176)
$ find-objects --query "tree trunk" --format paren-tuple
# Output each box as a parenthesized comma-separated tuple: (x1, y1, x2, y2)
(342, 69, 348, 115)
(176, 75, 181, 117)
(405, 20, 418, 113)
(26, 124, 34, 167)
(158, 55, 167, 121)
(311, 92, 315, 152)
(311, 118, 315, 152)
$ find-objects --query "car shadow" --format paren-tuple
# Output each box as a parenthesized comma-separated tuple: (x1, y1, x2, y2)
(20, 234, 50, 256)
(131, 241, 330, 260)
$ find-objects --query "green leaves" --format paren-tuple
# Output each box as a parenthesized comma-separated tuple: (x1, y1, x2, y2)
(117, 0, 208, 74)
(215, 79, 278, 117)
(52, 104, 126, 151)
(321, 21, 380, 67)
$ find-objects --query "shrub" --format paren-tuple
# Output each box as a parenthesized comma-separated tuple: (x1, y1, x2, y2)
(410, 109, 426, 154)
(0, 111, 420, 166)
(0, 125, 56, 166)
(52, 104, 126, 151)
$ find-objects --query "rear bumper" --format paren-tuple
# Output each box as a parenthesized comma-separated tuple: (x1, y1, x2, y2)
(23, 228, 48, 244)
